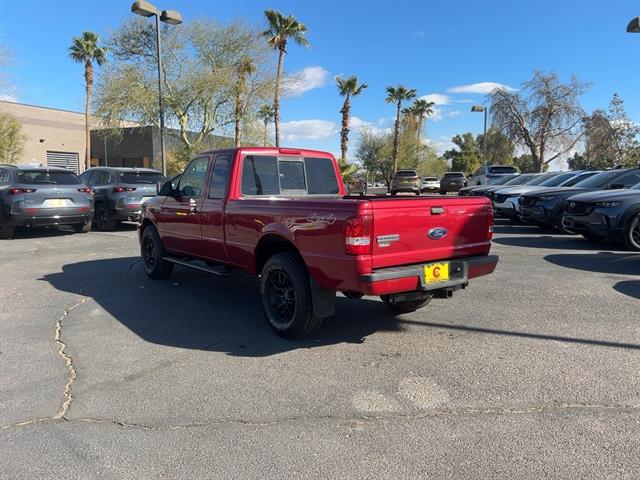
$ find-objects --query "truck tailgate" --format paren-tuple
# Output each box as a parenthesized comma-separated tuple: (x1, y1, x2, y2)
(370, 196, 492, 269)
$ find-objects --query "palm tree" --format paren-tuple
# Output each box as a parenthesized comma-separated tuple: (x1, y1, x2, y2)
(262, 10, 309, 147)
(69, 31, 106, 170)
(336, 76, 367, 163)
(234, 57, 256, 147)
(257, 104, 275, 147)
(385, 85, 416, 173)
(410, 99, 435, 142)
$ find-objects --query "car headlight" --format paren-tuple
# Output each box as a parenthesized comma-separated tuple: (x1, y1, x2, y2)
(538, 195, 555, 201)
(595, 201, 621, 208)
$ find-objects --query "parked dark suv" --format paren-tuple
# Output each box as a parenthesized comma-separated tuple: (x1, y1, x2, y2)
(0, 164, 93, 239)
(80, 167, 165, 231)
(439, 172, 467, 194)
(563, 182, 640, 250)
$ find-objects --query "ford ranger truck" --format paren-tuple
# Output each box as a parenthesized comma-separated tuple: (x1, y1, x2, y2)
(138, 147, 498, 339)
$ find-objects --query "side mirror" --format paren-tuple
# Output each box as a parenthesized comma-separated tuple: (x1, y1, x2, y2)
(157, 180, 175, 196)
(608, 183, 624, 190)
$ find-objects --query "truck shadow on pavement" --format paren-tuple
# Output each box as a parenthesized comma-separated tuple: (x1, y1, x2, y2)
(493, 235, 617, 251)
(614, 281, 640, 300)
(42, 257, 402, 357)
(43, 256, 640, 356)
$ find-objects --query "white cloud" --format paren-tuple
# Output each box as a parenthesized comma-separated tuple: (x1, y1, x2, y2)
(350, 116, 392, 135)
(427, 136, 455, 155)
(283, 66, 329, 97)
(0, 93, 18, 102)
(447, 82, 517, 94)
(279, 119, 337, 141)
(447, 110, 462, 117)
(420, 93, 450, 105)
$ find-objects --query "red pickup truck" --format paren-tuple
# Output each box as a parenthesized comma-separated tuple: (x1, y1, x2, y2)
(139, 147, 498, 338)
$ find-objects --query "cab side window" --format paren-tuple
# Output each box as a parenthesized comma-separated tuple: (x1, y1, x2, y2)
(208, 155, 231, 199)
(0, 169, 7, 184)
(178, 157, 209, 197)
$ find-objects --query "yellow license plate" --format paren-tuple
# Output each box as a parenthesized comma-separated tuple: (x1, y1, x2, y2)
(48, 199, 68, 208)
(424, 262, 450, 284)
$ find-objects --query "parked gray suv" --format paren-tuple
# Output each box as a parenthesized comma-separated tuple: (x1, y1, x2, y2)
(80, 167, 165, 231)
(0, 164, 93, 239)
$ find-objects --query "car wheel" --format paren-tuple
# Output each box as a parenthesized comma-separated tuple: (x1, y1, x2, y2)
(94, 203, 117, 232)
(381, 294, 432, 313)
(0, 223, 15, 240)
(439, 190, 445, 195)
(73, 222, 92, 234)
(259, 252, 321, 339)
(390, 191, 397, 196)
(140, 225, 174, 279)
(624, 214, 640, 251)
(415, 190, 420, 196)
(555, 211, 570, 234)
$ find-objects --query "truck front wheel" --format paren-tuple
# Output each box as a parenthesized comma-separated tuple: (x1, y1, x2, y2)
(259, 252, 321, 339)
(381, 294, 432, 313)
(140, 226, 174, 279)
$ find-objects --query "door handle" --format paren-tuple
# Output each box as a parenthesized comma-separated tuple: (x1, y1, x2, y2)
(190, 199, 198, 213)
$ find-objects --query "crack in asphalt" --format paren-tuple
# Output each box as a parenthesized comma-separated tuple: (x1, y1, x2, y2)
(3, 402, 640, 432)
(1, 258, 141, 431)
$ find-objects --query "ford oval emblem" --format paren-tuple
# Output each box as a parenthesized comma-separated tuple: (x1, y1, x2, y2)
(427, 227, 448, 240)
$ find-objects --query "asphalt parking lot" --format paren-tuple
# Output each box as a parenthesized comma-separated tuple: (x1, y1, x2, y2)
(1, 220, 639, 479)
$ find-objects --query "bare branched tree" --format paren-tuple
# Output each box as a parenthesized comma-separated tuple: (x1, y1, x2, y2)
(489, 71, 589, 172)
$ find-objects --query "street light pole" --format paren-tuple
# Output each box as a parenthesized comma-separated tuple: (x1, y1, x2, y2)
(154, 13, 166, 177)
(131, 1, 182, 177)
(471, 105, 487, 166)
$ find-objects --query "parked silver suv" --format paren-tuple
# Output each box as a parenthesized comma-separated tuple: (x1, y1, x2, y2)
(0, 164, 93, 239)
(80, 167, 165, 231)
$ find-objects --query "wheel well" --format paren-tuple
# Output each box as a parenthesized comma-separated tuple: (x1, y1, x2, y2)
(255, 234, 304, 274)
(622, 207, 640, 229)
(139, 218, 155, 234)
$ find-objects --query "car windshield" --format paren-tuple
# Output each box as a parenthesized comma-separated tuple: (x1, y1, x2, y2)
(562, 171, 599, 187)
(631, 182, 640, 190)
(488, 166, 518, 174)
(490, 175, 518, 185)
(396, 171, 417, 177)
(525, 173, 558, 186)
(572, 170, 625, 188)
(504, 174, 538, 186)
(118, 171, 165, 184)
(16, 170, 82, 185)
(538, 172, 578, 187)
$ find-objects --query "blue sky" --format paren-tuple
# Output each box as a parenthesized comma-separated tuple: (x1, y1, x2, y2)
(2, 0, 640, 160)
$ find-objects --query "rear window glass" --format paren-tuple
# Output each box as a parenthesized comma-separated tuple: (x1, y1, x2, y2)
(241, 156, 339, 196)
(118, 172, 165, 184)
(396, 171, 417, 177)
(17, 170, 81, 185)
(488, 166, 518, 174)
(444, 172, 465, 178)
(423, 177, 439, 181)
(562, 172, 598, 187)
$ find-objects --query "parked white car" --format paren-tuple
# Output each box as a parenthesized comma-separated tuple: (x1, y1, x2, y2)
(420, 176, 440, 192)
(467, 165, 519, 186)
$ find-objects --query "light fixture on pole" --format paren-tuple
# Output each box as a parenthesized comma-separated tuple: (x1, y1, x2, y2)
(131, 0, 182, 176)
(471, 105, 487, 166)
(626, 17, 640, 33)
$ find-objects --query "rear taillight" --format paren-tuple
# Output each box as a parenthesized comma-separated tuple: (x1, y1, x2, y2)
(113, 186, 136, 193)
(344, 215, 372, 255)
(8, 188, 36, 195)
(78, 188, 92, 194)
(487, 206, 494, 241)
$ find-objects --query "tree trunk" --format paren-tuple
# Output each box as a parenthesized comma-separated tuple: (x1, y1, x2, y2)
(263, 120, 268, 147)
(392, 101, 401, 174)
(274, 46, 285, 148)
(84, 61, 93, 171)
(340, 95, 350, 163)
(234, 87, 241, 148)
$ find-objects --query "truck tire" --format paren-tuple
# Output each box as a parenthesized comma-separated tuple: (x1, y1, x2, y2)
(0, 224, 15, 240)
(74, 221, 92, 234)
(259, 252, 321, 339)
(555, 211, 570, 234)
(140, 225, 174, 279)
(624, 214, 640, 251)
(94, 203, 117, 232)
(381, 294, 432, 313)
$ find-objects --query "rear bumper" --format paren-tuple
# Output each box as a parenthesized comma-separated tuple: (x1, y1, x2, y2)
(6, 210, 93, 227)
(391, 185, 420, 193)
(113, 206, 143, 221)
(359, 255, 499, 296)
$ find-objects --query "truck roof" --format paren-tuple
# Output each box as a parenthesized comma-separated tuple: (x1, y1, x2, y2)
(198, 147, 335, 157)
